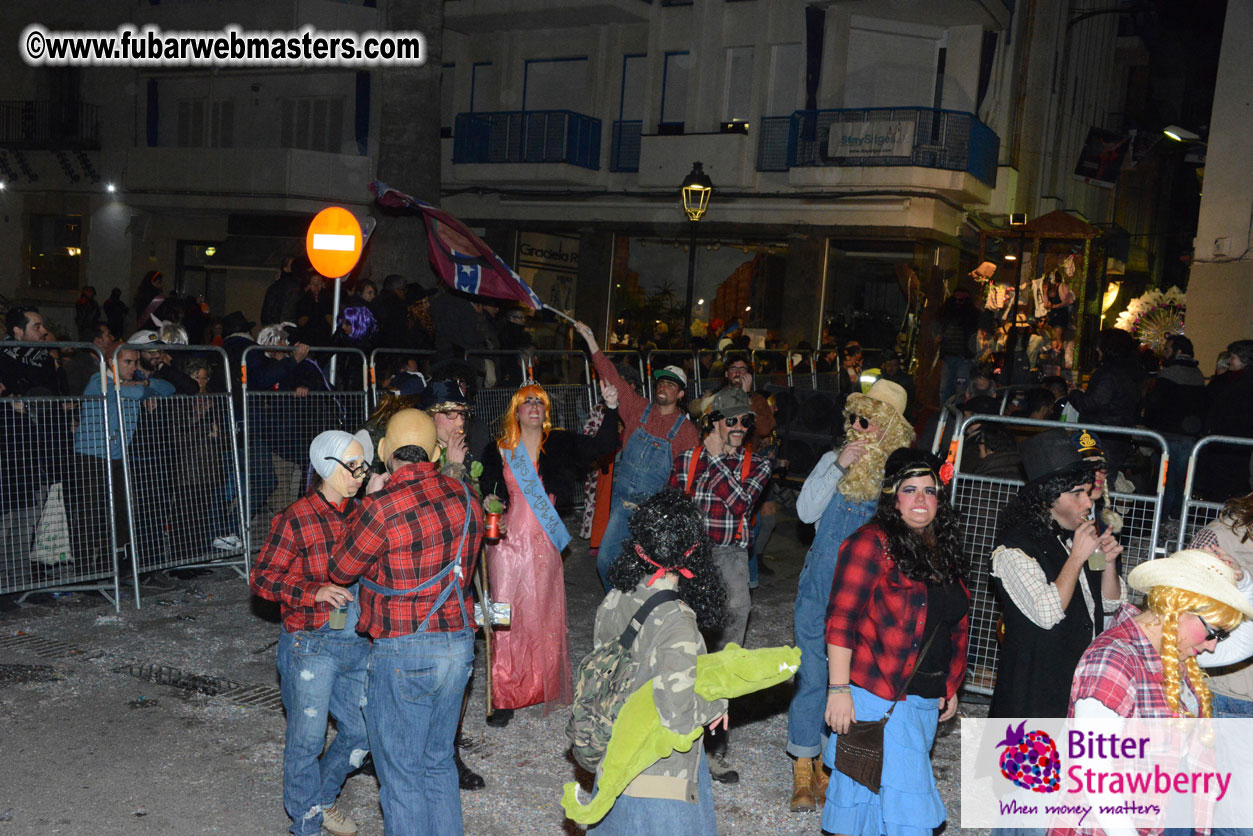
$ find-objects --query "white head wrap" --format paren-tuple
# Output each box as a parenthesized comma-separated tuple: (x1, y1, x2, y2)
(309, 429, 374, 479)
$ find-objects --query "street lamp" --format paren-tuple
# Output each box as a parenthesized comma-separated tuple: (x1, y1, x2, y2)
(681, 161, 712, 344)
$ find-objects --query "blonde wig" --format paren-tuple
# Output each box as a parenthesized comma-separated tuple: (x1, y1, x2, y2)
(835, 395, 917, 502)
(1145, 586, 1244, 718)
(497, 383, 552, 452)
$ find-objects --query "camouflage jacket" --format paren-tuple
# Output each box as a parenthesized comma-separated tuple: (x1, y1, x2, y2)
(593, 576, 727, 802)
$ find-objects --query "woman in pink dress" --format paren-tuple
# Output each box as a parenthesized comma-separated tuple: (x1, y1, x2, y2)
(479, 381, 619, 726)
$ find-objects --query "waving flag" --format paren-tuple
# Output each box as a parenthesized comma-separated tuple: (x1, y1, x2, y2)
(371, 181, 543, 310)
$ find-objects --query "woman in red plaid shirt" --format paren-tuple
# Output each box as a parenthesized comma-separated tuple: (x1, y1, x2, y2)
(821, 448, 969, 836)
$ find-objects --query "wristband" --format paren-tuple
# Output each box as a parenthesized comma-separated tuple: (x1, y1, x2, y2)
(827, 684, 851, 694)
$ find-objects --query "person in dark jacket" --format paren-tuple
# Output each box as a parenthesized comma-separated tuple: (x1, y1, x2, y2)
(988, 429, 1125, 718)
(1067, 328, 1145, 474)
(75, 286, 101, 337)
(935, 287, 979, 405)
(1144, 335, 1207, 517)
(103, 288, 128, 338)
(1197, 339, 1253, 502)
(260, 259, 305, 329)
(967, 424, 1023, 480)
(370, 274, 411, 350)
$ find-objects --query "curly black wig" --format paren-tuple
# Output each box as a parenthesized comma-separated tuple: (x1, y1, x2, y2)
(997, 461, 1099, 541)
(872, 448, 967, 584)
(608, 489, 727, 631)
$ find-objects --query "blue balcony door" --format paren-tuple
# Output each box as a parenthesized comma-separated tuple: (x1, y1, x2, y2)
(523, 57, 589, 113)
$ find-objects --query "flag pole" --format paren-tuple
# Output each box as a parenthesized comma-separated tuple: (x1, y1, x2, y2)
(544, 304, 579, 327)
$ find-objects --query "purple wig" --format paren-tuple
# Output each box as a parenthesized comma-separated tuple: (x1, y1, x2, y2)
(340, 306, 378, 341)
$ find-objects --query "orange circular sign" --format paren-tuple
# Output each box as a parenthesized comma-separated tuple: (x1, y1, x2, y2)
(306, 207, 363, 278)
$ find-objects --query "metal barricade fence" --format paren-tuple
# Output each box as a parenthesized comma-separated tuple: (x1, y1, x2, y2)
(0, 342, 121, 610)
(599, 350, 646, 398)
(1177, 435, 1253, 550)
(752, 349, 793, 390)
(693, 349, 724, 398)
(115, 345, 248, 607)
(948, 415, 1171, 696)
(241, 346, 370, 553)
(368, 348, 439, 406)
(526, 350, 595, 435)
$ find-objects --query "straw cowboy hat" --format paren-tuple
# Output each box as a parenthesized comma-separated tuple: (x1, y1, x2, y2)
(1128, 549, 1253, 619)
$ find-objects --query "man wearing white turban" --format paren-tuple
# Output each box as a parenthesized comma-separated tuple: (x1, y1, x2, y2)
(251, 429, 373, 836)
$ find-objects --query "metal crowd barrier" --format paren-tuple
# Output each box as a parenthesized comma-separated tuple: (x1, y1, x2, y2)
(0, 342, 121, 610)
(115, 344, 248, 607)
(241, 345, 370, 551)
(948, 415, 1171, 696)
(645, 350, 698, 400)
(1177, 434, 1253, 550)
(368, 348, 438, 406)
(526, 350, 595, 434)
(599, 350, 646, 398)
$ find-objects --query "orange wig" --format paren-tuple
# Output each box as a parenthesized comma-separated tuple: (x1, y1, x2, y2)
(497, 383, 552, 452)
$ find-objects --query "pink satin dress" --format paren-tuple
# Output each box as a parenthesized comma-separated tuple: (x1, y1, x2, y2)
(486, 458, 572, 711)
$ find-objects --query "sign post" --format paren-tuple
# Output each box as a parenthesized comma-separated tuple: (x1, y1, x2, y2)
(306, 207, 366, 386)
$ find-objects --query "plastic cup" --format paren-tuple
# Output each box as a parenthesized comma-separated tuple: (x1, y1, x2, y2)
(1087, 548, 1106, 572)
(328, 606, 348, 630)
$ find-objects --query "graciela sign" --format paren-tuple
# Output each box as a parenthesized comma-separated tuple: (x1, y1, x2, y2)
(827, 118, 915, 158)
(962, 718, 1253, 830)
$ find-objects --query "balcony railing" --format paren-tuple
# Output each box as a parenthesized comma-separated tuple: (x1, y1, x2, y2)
(759, 107, 998, 187)
(453, 110, 601, 170)
(0, 101, 100, 149)
(610, 120, 642, 172)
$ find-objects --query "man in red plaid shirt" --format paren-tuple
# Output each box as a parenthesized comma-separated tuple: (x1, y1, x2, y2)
(329, 409, 483, 836)
(669, 385, 772, 783)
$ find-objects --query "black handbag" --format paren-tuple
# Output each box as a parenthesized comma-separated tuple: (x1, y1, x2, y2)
(833, 629, 939, 795)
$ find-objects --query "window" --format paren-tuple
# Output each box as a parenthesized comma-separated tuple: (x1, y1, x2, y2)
(441, 63, 455, 131)
(724, 46, 754, 122)
(620, 54, 647, 121)
(524, 57, 589, 113)
(280, 97, 345, 152)
(767, 43, 803, 115)
(27, 213, 84, 291)
(471, 62, 495, 112)
(845, 21, 942, 109)
(177, 99, 234, 148)
(660, 51, 691, 128)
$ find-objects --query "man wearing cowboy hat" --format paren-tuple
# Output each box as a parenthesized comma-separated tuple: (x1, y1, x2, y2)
(989, 428, 1126, 719)
(572, 321, 701, 590)
(785, 378, 915, 812)
(669, 385, 773, 784)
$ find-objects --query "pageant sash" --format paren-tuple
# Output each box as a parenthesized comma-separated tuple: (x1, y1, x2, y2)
(504, 445, 572, 552)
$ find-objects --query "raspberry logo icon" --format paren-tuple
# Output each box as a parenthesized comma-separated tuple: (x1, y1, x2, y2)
(996, 721, 1060, 793)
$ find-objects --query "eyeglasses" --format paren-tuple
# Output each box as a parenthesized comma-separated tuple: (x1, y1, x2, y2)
(324, 456, 370, 478)
(436, 408, 470, 420)
(722, 414, 755, 428)
(1197, 614, 1231, 644)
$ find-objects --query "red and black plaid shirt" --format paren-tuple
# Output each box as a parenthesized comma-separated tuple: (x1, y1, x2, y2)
(669, 445, 771, 547)
(250, 491, 359, 633)
(825, 524, 970, 701)
(328, 462, 483, 639)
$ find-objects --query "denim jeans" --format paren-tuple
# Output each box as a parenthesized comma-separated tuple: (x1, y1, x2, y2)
(366, 629, 474, 836)
(589, 751, 717, 835)
(277, 624, 371, 836)
(596, 500, 634, 589)
(938, 355, 972, 406)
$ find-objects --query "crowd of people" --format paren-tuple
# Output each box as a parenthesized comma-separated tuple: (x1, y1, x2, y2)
(6, 265, 1253, 836)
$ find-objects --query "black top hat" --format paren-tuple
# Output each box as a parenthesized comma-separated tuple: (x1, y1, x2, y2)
(418, 379, 469, 412)
(221, 311, 256, 335)
(1021, 428, 1094, 486)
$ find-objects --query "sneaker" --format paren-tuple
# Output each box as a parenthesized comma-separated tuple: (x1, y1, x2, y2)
(140, 571, 179, 591)
(212, 535, 243, 551)
(707, 752, 740, 784)
(321, 804, 357, 836)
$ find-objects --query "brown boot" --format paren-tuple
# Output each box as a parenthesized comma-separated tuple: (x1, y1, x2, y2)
(790, 757, 816, 812)
(812, 758, 830, 806)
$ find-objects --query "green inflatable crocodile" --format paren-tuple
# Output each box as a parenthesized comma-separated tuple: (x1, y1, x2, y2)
(561, 643, 801, 825)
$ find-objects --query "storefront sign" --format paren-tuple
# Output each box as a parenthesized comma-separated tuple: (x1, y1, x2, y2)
(517, 231, 579, 312)
(828, 119, 916, 158)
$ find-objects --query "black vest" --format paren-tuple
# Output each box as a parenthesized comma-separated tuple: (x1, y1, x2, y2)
(989, 521, 1105, 718)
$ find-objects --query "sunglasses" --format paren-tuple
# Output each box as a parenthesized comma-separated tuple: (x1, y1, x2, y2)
(1197, 614, 1231, 644)
(850, 415, 871, 430)
(722, 414, 755, 428)
(325, 456, 370, 478)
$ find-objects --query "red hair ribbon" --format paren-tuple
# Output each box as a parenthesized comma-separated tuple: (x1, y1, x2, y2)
(634, 543, 696, 586)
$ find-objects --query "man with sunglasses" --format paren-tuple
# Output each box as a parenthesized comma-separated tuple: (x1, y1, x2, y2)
(573, 321, 700, 590)
(669, 385, 772, 783)
(724, 354, 779, 589)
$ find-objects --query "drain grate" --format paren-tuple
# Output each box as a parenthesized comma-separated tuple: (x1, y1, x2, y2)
(0, 633, 86, 659)
(114, 662, 284, 711)
(0, 663, 63, 685)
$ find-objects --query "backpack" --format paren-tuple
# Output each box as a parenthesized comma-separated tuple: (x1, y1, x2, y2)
(566, 589, 680, 772)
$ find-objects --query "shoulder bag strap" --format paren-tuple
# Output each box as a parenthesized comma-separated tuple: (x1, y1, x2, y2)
(617, 589, 681, 649)
(882, 626, 941, 720)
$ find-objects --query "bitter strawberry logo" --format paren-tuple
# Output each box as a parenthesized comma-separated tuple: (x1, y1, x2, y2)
(996, 721, 1061, 793)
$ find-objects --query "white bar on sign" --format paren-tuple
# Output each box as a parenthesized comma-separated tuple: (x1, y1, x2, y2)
(312, 233, 357, 252)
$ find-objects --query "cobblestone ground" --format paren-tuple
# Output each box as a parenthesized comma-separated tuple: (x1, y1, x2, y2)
(0, 512, 986, 835)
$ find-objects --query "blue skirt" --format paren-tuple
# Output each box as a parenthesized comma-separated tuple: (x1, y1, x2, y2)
(821, 686, 946, 836)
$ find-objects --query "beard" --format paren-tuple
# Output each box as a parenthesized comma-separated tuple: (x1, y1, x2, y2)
(836, 426, 893, 502)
